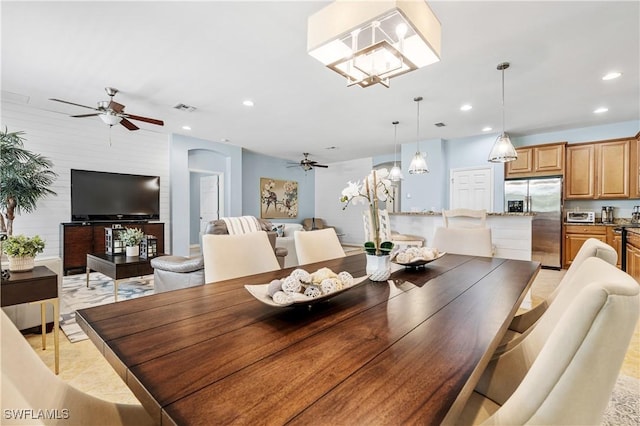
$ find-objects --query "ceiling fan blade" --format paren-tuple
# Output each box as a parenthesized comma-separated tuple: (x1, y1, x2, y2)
(314, 164, 329, 168)
(124, 114, 164, 126)
(71, 113, 100, 118)
(49, 98, 98, 111)
(120, 118, 139, 131)
(109, 100, 125, 113)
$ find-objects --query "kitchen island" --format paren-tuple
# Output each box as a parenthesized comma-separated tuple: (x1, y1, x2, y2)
(390, 212, 534, 261)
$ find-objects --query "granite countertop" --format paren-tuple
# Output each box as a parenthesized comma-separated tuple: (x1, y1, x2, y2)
(390, 211, 535, 217)
(564, 219, 638, 227)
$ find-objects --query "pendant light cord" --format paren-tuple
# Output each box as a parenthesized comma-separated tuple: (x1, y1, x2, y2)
(393, 121, 399, 163)
(416, 100, 420, 150)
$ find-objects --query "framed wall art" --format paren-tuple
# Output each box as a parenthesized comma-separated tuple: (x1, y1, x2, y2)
(260, 178, 298, 219)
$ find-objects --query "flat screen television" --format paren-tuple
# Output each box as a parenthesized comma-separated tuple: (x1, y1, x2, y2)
(71, 169, 160, 222)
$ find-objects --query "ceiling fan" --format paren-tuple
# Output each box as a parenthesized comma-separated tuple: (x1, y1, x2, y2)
(289, 153, 329, 171)
(49, 87, 164, 131)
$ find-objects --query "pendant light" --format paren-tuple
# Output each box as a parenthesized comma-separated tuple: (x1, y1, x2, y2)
(389, 120, 404, 181)
(408, 96, 429, 174)
(488, 62, 518, 163)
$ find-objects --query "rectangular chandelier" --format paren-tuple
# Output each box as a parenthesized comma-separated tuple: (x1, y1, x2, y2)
(307, 0, 441, 88)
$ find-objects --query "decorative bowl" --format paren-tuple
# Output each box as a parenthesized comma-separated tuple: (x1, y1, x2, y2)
(392, 251, 446, 268)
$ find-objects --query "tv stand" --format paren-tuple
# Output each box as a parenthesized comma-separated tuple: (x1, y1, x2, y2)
(60, 222, 164, 275)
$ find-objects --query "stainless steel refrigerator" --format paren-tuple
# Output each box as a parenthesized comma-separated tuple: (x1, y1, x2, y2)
(504, 177, 563, 269)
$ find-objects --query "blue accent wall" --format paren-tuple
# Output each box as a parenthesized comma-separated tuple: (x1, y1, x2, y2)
(242, 150, 315, 222)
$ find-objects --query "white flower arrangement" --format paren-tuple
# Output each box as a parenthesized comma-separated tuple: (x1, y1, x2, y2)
(340, 168, 394, 256)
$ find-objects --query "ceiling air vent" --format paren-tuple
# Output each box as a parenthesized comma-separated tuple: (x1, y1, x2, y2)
(434, 122, 446, 127)
(173, 103, 197, 112)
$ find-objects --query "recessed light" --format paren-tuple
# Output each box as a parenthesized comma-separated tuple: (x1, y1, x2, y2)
(460, 104, 472, 111)
(602, 72, 622, 81)
(243, 100, 254, 107)
(594, 107, 609, 114)
(482, 126, 493, 132)
(182, 125, 191, 130)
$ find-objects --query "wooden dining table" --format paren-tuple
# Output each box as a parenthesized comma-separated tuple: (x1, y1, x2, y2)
(76, 253, 540, 426)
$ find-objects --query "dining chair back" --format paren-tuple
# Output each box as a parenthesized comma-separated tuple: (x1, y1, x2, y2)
(432, 226, 493, 257)
(506, 238, 617, 338)
(1, 310, 154, 426)
(294, 228, 346, 265)
(363, 209, 424, 248)
(458, 257, 639, 425)
(202, 231, 281, 283)
(442, 208, 487, 228)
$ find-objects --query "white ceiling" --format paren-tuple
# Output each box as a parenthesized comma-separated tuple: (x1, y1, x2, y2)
(2, 1, 639, 165)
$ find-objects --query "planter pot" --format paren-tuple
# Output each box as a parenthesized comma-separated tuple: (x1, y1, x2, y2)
(366, 254, 391, 282)
(8, 256, 35, 272)
(126, 245, 140, 257)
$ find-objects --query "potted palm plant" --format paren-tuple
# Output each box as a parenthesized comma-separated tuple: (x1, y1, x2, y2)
(120, 227, 145, 257)
(0, 128, 57, 236)
(2, 234, 45, 271)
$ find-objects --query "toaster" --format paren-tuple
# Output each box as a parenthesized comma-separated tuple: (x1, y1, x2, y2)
(566, 211, 595, 223)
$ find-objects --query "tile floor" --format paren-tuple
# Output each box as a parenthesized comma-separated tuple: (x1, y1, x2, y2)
(26, 268, 640, 405)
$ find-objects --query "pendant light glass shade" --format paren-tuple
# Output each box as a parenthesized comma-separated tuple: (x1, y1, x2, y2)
(389, 120, 404, 181)
(488, 62, 517, 163)
(408, 96, 428, 174)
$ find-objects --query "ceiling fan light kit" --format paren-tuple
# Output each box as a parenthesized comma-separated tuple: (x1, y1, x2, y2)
(289, 153, 329, 172)
(488, 62, 518, 163)
(50, 87, 164, 131)
(307, 0, 441, 88)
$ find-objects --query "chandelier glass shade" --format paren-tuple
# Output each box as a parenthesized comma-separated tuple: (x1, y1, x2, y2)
(307, 0, 441, 88)
(488, 62, 518, 163)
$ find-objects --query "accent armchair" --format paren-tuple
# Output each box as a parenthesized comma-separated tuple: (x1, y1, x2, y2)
(151, 217, 287, 293)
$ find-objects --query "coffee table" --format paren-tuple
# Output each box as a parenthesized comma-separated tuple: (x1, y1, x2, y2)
(86, 253, 158, 301)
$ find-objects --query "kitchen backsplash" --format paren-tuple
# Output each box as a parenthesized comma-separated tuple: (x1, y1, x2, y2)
(564, 199, 640, 220)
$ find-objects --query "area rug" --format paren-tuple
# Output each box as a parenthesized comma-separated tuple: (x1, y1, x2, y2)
(59, 272, 154, 342)
(602, 374, 640, 425)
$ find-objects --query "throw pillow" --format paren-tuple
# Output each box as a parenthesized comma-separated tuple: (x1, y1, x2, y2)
(273, 224, 285, 237)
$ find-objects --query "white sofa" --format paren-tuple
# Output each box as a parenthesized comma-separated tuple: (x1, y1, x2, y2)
(271, 222, 304, 268)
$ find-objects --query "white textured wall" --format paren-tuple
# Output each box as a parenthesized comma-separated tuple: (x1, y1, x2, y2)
(1, 101, 170, 258)
(314, 158, 372, 245)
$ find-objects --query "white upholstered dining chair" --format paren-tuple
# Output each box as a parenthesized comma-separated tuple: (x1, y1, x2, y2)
(442, 208, 487, 228)
(500, 237, 618, 349)
(1, 310, 154, 426)
(363, 209, 424, 248)
(457, 257, 639, 425)
(202, 231, 281, 283)
(294, 228, 346, 265)
(431, 226, 493, 257)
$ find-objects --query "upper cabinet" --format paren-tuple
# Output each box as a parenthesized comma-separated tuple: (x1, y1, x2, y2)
(565, 138, 633, 200)
(631, 133, 640, 198)
(505, 142, 566, 179)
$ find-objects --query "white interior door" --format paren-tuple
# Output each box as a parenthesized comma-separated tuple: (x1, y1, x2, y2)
(200, 175, 219, 234)
(450, 167, 494, 211)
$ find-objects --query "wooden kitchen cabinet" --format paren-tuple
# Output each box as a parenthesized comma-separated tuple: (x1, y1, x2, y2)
(606, 226, 622, 268)
(596, 139, 629, 198)
(565, 138, 631, 199)
(563, 224, 607, 268)
(630, 134, 640, 198)
(626, 231, 640, 282)
(565, 144, 596, 199)
(505, 142, 565, 178)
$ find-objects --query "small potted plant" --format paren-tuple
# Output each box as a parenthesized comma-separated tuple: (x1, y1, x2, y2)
(2, 234, 45, 271)
(119, 227, 145, 257)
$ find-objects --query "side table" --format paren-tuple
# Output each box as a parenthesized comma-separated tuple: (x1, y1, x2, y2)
(1, 265, 59, 374)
